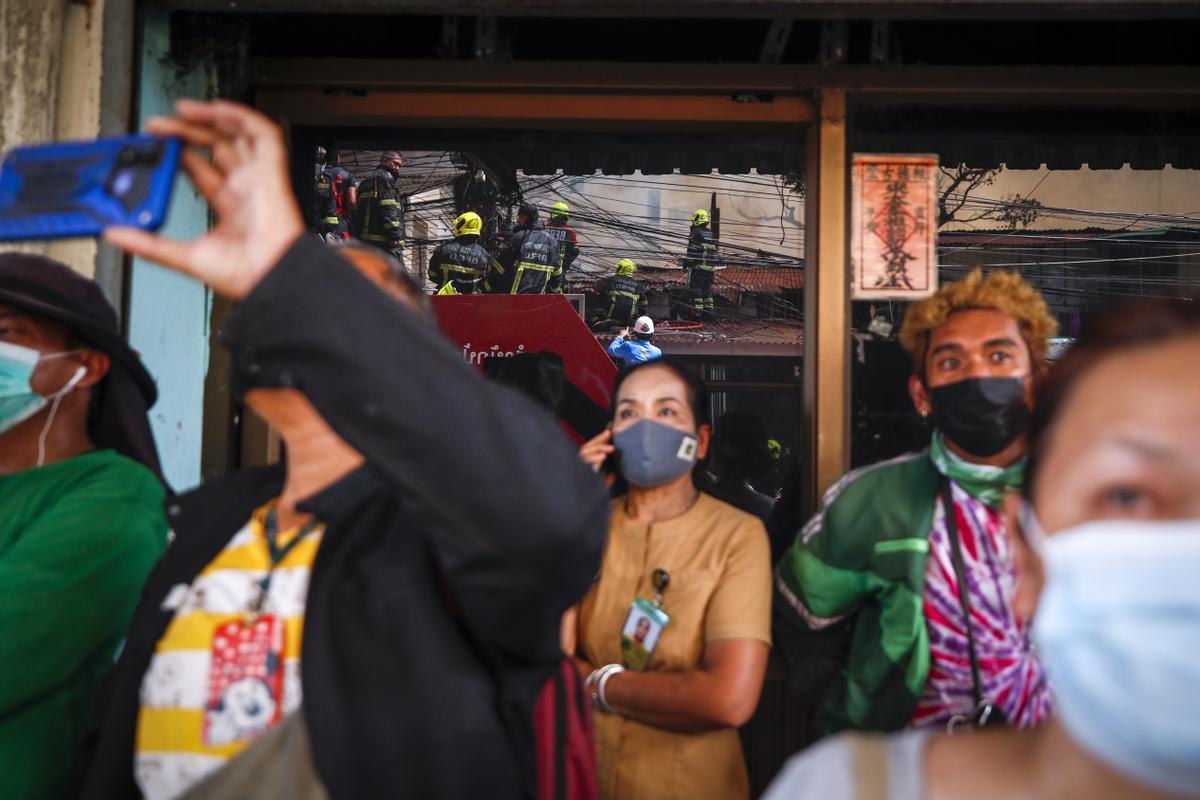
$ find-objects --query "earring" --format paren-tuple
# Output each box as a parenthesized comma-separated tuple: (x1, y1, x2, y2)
(921, 409, 930, 419)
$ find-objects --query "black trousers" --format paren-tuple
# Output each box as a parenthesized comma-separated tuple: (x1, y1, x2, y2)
(689, 268, 715, 317)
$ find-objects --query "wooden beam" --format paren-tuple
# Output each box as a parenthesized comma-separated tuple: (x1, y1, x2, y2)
(255, 89, 815, 127)
(251, 59, 1200, 104)
(803, 88, 851, 505)
(162, 0, 1200, 21)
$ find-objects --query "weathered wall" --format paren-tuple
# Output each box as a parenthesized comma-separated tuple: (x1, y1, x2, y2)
(0, 0, 67, 156)
(45, 0, 108, 275)
(0, 0, 108, 275)
(0, 0, 69, 258)
(942, 165, 1200, 233)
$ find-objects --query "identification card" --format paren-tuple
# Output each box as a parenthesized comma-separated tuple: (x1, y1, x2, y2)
(203, 615, 286, 747)
(621, 597, 669, 671)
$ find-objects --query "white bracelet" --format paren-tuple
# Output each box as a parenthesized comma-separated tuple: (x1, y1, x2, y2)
(588, 664, 620, 712)
(596, 664, 625, 714)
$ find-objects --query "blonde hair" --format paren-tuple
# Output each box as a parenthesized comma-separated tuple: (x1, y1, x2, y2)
(899, 269, 1058, 377)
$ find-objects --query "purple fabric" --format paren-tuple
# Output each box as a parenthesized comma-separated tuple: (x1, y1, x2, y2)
(911, 481, 1051, 729)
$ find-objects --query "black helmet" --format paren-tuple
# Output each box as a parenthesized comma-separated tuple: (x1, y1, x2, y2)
(518, 203, 539, 224)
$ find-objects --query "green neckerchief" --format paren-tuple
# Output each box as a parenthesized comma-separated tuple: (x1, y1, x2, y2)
(929, 430, 1025, 510)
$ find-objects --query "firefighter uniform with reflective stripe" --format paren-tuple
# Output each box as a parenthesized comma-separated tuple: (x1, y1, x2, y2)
(429, 236, 490, 295)
(352, 167, 406, 263)
(544, 221, 581, 292)
(312, 165, 357, 239)
(485, 224, 562, 295)
(600, 273, 646, 328)
(686, 224, 718, 318)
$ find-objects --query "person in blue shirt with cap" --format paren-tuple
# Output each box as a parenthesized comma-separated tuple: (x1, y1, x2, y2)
(607, 316, 663, 366)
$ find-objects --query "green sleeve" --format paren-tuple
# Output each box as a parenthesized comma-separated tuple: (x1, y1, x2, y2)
(0, 463, 167, 715)
(776, 488, 873, 629)
(773, 485, 873, 707)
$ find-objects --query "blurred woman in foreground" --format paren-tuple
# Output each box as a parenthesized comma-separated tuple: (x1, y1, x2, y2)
(764, 297, 1200, 800)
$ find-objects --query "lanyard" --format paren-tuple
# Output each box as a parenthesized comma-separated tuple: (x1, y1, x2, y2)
(940, 477, 1008, 731)
(248, 506, 320, 616)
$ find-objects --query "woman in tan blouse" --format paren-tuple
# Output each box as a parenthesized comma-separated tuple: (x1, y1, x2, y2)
(573, 360, 772, 800)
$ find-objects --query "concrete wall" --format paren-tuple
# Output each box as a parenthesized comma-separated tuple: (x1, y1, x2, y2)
(0, 0, 68, 163)
(0, 0, 109, 276)
(942, 165, 1200, 233)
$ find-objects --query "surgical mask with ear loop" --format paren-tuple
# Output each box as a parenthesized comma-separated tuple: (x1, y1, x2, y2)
(1020, 503, 1200, 797)
(0, 341, 87, 465)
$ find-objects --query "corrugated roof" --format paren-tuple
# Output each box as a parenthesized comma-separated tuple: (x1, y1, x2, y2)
(569, 266, 804, 301)
(598, 319, 803, 349)
(938, 227, 1200, 246)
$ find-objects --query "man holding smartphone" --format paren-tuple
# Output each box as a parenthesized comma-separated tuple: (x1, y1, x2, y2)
(78, 100, 608, 800)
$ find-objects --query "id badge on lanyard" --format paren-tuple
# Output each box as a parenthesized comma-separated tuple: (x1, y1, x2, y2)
(203, 616, 286, 746)
(202, 507, 317, 747)
(621, 568, 671, 671)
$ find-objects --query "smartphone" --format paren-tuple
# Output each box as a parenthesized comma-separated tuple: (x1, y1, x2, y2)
(0, 134, 181, 241)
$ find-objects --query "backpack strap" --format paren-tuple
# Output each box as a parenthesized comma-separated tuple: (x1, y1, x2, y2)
(846, 735, 889, 800)
(554, 667, 568, 800)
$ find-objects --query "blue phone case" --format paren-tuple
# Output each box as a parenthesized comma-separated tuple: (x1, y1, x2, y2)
(0, 134, 181, 241)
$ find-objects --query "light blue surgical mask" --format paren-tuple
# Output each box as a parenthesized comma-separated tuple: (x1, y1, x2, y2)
(0, 340, 50, 435)
(613, 419, 699, 488)
(1022, 505, 1200, 797)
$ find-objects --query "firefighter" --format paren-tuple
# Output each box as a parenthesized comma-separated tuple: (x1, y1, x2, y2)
(484, 203, 561, 294)
(352, 150, 407, 267)
(312, 148, 358, 241)
(428, 211, 490, 294)
(685, 208, 718, 320)
(544, 200, 581, 292)
(592, 258, 647, 331)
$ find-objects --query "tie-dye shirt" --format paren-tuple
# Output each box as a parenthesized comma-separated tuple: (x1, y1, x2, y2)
(911, 481, 1050, 729)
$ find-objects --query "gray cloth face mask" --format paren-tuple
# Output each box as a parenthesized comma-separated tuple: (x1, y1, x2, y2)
(613, 419, 699, 488)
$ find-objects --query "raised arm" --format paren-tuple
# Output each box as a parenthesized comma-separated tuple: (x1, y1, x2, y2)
(104, 100, 609, 666)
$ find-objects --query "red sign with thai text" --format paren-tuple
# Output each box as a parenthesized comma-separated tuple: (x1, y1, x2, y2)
(432, 295, 618, 425)
(851, 153, 939, 300)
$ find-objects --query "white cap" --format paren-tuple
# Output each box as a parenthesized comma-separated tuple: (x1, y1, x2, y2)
(633, 316, 655, 335)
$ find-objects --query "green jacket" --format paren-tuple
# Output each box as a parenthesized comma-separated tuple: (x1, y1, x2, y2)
(0, 450, 167, 800)
(774, 448, 940, 737)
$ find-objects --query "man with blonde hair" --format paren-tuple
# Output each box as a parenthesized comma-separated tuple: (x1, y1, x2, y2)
(775, 269, 1058, 737)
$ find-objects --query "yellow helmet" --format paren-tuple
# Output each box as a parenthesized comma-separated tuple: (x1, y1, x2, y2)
(550, 200, 570, 220)
(691, 209, 710, 226)
(453, 211, 483, 237)
(615, 258, 637, 276)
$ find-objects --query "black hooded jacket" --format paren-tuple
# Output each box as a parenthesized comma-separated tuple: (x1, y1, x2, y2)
(74, 236, 609, 799)
(486, 211, 562, 294)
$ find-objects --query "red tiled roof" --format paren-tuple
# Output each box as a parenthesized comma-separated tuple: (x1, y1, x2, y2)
(597, 319, 803, 349)
(568, 266, 804, 301)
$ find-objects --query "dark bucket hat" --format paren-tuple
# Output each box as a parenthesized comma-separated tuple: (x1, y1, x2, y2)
(0, 251, 165, 483)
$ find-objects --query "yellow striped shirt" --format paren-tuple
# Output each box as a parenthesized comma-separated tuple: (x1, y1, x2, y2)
(135, 502, 324, 800)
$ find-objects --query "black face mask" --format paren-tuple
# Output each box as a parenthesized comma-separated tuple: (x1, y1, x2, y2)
(928, 376, 1030, 458)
